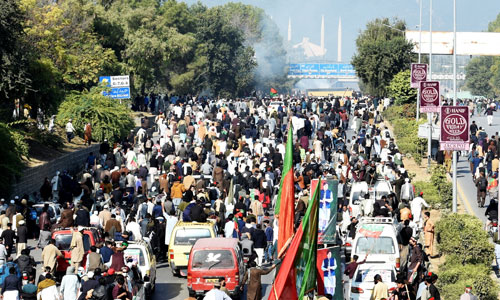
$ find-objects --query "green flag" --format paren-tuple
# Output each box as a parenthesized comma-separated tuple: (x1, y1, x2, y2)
(296, 178, 321, 298)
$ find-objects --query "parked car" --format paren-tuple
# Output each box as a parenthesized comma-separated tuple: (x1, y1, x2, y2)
(124, 240, 157, 299)
(348, 181, 369, 218)
(51, 227, 104, 279)
(33, 202, 61, 225)
(168, 221, 216, 276)
(187, 238, 245, 298)
(349, 263, 397, 300)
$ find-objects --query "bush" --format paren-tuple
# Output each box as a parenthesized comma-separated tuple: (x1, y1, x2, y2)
(388, 70, 417, 106)
(56, 86, 134, 143)
(0, 123, 25, 197)
(437, 260, 498, 300)
(436, 213, 494, 265)
(382, 105, 426, 165)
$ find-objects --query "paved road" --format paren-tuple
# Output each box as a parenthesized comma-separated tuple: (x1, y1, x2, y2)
(455, 112, 500, 223)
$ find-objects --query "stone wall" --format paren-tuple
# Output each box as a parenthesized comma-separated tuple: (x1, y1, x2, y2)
(10, 144, 100, 198)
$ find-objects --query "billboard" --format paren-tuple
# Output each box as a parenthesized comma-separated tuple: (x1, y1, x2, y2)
(316, 247, 343, 299)
(406, 31, 500, 56)
(419, 81, 440, 113)
(311, 178, 338, 244)
(99, 75, 131, 99)
(288, 63, 356, 79)
(411, 63, 428, 88)
(440, 106, 470, 151)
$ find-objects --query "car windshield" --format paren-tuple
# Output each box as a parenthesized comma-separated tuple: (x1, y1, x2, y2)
(174, 228, 211, 246)
(355, 268, 395, 283)
(192, 250, 235, 269)
(124, 247, 146, 266)
(355, 237, 395, 254)
(55, 233, 91, 251)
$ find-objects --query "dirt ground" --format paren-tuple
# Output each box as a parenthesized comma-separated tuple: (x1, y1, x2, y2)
(23, 111, 150, 168)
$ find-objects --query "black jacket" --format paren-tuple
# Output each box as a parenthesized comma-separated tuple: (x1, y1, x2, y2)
(252, 229, 267, 249)
(1, 274, 21, 294)
(75, 209, 90, 227)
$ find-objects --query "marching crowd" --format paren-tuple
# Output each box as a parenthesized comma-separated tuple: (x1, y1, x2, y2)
(1, 95, 488, 300)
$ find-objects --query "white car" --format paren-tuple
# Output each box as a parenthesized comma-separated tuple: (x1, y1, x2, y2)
(349, 263, 397, 300)
(351, 217, 401, 271)
(33, 202, 61, 225)
(268, 101, 284, 113)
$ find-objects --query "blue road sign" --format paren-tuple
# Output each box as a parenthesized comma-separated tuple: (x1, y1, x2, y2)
(103, 87, 130, 99)
(288, 63, 356, 78)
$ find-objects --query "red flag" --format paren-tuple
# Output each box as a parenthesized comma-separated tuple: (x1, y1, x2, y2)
(270, 178, 321, 300)
(276, 125, 294, 254)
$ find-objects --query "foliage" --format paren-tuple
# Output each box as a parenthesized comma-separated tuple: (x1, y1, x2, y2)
(465, 56, 496, 98)
(352, 18, 414, 97)
(0, 0, 31, 106)
(437, 260, 498, 300)
(382, 105, 426, 165)
(0, 123, 26, 197)
(436, 213, 494, 265)
(464, 13, 500, 99)
(56, 86, 134, 142)
(388, 70, 417, 105)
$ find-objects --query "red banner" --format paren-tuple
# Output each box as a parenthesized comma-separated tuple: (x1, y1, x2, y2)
(419, 81, 440, 113)
(411, 63, 428, 88)
(440, 106, 470, 151)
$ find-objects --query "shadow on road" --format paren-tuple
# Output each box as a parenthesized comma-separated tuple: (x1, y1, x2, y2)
(154, 283, 185, 299)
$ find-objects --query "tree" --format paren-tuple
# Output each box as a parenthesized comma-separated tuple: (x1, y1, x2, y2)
(464, 12, 500, 99)
(56, 86, 134, 142)
(0, 0, 31, 112)
(351, 18, 414, 97)
(465, 56, 495, 98)
(387, 70, 417, 105)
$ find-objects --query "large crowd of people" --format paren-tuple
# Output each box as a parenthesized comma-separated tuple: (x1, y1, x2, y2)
(0, 95, 456, 300)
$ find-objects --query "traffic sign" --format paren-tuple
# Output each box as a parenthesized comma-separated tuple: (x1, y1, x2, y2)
(99, 75, 130, 99)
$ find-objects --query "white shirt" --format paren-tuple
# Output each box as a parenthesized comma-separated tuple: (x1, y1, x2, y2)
(164, 215, 178, 245)
(126, 221, 142, 241)
(65, 122, 75, 133)
(203, 288, 231, 300)
(37, 284, 59, 300)
(224, 221, 234, 238)
(410, 197, 430, 222)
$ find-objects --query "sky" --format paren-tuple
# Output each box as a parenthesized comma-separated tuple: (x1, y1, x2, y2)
(181, 0, 500, 63)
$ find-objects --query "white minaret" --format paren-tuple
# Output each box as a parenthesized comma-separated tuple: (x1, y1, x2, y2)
(321, 15, 325, 53)
(288, 17, 292, 42)
(337, 17, 342, 62)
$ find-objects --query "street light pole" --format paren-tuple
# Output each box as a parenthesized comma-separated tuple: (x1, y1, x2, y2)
(427, 0, 433, 172)
(417, 0, 423, 121)
(452, 0, 458, 213)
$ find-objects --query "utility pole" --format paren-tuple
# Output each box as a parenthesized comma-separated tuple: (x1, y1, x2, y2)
(427, 0, 433, 172)
(452, 0, 458, 212)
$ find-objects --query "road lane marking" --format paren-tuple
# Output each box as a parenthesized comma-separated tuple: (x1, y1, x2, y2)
(457, 180, 477, 218)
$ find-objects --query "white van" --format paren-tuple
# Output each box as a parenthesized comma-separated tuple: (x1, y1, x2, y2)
(351, 217, 400, 271)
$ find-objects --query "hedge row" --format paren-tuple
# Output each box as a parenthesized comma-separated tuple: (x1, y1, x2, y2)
(414, 165, 452, 210)
(382, 104, 427, 165)
(435, 213, 498, 299)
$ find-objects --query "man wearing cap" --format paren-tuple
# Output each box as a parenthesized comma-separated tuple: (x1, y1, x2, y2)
(16, 220, 27, 257)
(70, 226, 85, 271)
(98, 204, 111, 228)
(65, 119, 75, 143)
(460, 285, 478, 300)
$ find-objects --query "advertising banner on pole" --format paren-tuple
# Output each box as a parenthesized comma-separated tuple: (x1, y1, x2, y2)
(419, 81, 440, 113)
(411, 63, 428, 88)
(310, 178, 338, 244)
(440, 106, 470, 151)
(316, 246, 343, 299)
